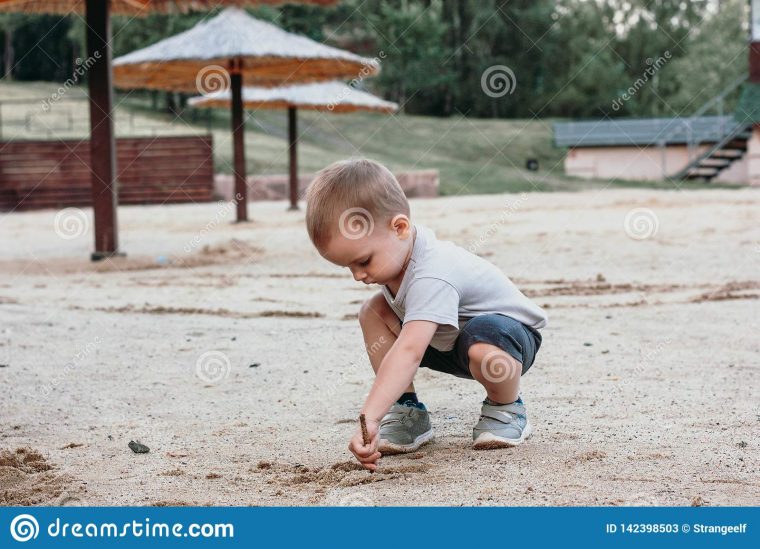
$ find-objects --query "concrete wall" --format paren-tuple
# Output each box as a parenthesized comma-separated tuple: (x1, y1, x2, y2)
(564, 125, 760, 186)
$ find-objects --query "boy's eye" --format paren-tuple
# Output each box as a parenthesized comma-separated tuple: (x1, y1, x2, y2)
(359, 257, 371, 267)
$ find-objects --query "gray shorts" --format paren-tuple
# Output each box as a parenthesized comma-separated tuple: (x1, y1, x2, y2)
(402, 313, 542, 380)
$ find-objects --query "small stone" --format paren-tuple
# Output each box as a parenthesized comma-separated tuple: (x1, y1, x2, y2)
(0, 364, 8, 368)
(249, 363, 260, 368)
(690, 495, 705, 507)
(231, 337, 237, 341)
(584, 342, 593, 347)
(738, 441, 748, 448)
(128, 440, 150, 454)
(601, 350, 610, 354)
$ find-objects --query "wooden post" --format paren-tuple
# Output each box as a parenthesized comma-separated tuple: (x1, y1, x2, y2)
(230, 60, 248, 222)
(86, 0, 121, 260)
(288, 106, 299, 211)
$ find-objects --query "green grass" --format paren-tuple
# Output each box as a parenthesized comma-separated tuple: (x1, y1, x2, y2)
(0, 81, 744, 195)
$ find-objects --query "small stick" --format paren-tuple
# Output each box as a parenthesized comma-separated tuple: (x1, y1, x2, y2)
(359, 414, 370, 446)
(359, 413, 373, 474)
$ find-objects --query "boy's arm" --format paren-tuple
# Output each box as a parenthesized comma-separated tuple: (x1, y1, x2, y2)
(360, 320, 438, 423)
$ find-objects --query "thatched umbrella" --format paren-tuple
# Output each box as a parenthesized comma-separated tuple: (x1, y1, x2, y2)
(0, 0, 338, 260)
(113, 7, 379, 222)
(188, 81, 398, 210)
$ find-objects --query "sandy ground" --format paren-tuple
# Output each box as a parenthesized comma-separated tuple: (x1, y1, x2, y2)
(0, 188, 758, 507)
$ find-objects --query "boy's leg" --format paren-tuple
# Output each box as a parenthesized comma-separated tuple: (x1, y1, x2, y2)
(458, 315, 536, 449)
(358, 292, 432, 454)
(358, 292, 415, 394)
(466, 343, 521, 404)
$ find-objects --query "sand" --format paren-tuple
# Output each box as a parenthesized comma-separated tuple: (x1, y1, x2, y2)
(0, 188, 758, 506)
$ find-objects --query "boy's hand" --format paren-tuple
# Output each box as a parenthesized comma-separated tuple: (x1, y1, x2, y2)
(348, 418, 381, 471)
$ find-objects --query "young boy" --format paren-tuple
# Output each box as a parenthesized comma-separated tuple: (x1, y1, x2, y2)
(305, 158, 547, 472)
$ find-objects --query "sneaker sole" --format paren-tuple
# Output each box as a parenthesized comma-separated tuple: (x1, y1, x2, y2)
(472, 421, 532, 450)
(378, 429, 434, 455)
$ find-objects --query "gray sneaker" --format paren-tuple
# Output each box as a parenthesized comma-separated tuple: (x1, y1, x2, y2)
(472, 396, 532, 449)
(378, 403, 434, 454)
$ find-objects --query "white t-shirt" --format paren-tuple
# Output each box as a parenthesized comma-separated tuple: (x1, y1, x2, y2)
(381, 223, 548, 351)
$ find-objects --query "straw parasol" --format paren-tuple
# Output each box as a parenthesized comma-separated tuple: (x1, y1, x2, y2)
(113, 7, 379, 223)
(0, 0, 339, 260)
(189, 81, 398, 209)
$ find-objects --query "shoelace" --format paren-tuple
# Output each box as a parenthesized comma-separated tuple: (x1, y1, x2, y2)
(381, 406, 413, 427)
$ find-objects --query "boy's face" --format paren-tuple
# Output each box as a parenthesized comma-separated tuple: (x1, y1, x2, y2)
(319, 214, 413, 287)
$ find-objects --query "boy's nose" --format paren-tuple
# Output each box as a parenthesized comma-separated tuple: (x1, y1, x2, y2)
(352, 269, 366, 282)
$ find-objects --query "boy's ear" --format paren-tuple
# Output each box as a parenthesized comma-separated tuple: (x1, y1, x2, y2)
(389, 214, 412, 238)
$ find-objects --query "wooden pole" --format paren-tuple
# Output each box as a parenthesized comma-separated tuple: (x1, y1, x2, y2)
(287, 106, 299, 211)
(230, 61, 248, 222)
(86, 0, 120, 260)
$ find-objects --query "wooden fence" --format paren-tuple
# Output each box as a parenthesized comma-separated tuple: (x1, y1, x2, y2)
(0, 135, 214, 211)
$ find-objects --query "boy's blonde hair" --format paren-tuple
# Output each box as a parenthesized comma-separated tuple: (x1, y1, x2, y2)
(305, 158, 410, 249)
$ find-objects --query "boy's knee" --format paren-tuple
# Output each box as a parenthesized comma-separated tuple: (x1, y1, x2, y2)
(467, 343, 521, 383)
(359, 293, 396, 328)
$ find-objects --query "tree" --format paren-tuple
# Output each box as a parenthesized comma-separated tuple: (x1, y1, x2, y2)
(366, 0, 455, 114)
(654, 0, 747, 116)
(0, 14, 31, 80)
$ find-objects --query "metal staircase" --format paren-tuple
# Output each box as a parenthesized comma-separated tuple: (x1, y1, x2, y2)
(670, 74, 750, 182)
(669, 120, 752, 180)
